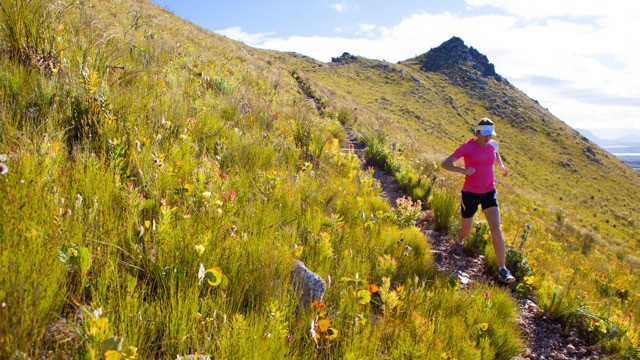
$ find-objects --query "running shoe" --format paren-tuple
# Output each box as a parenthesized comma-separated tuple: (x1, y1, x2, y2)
(498, 267, 516, 283)
(453, 241, 463, 259)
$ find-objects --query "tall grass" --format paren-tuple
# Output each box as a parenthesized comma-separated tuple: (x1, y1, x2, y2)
(0, 0, 58, 66)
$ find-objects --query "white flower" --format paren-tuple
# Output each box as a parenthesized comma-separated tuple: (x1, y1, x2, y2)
(0, 163, 7, 175)
(198, 263, 205, 285)
(0, 154, 7, 162)
(93, 308, 103, 318)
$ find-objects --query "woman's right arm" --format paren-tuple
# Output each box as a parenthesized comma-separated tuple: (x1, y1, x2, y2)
(442, 154, 475, 175)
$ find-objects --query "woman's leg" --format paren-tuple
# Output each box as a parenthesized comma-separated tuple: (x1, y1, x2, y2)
(458, 216, 474, 243)
(483, 206, 506, 268)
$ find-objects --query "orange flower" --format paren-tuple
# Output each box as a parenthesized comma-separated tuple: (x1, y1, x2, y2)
(368, 283, 379, 293)
(312, 301, 325, 311)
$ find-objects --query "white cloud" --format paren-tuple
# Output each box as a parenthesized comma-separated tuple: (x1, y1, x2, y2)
(220, 6, 640, 130)
(356, 23, 377, 36)
(466, 0, 640, 18)
(216, 26, 275, 45)
(328, 3, 347, 12)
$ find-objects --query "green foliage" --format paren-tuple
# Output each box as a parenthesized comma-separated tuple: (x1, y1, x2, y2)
(383, 227, 435, 282)
(395, 167, 434, 202)
(538, 284, 580, 325)
(0, 0, 58, 66)
(578, 228, 599, 256)
(213, 76, 233, 95)
(290, 114, 314, 158)
(361, 126, 391, 170)
(504, 246, 533, 282)
(58, 244, 92, 293)
(555, 208, 567, 228)
(430, 188, 458, 232)
(593, 273, 629, 304)
(504, 223, 533, 281)
(337, 107, 354, 126)
(465, 221, 491, 256)
(364, 137, 389, 169)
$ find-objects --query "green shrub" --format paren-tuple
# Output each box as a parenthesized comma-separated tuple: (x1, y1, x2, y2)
(214, 76, 233, 95)
(384, 227, 435, 282)
(578, 229, 599, 256)
(292, 116, 313, 156)
(465, 221, 491, 256)
(538, 284, 579, 325)
(411, 176, 433, 202)
(430, 188, 457, 232)
(361, 126, 391, 170)
(364, 137, 389, 169)
(504, 223, 533, 280)
(337, 107, 354, 125)
(504, 245, 533, 281)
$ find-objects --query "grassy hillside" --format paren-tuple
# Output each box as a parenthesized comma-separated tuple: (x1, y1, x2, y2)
(0, 0, 637, 358)
(275, 42, 640, 355)
(283, 48, 640, 249)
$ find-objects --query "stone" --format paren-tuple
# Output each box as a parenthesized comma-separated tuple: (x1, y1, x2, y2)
(290, 260, 326, 308)
(176, 355, 212, 360)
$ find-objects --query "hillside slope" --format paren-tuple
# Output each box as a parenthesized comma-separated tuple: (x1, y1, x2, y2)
(281, 37, 640, 253)
(267, 37, 640, 354)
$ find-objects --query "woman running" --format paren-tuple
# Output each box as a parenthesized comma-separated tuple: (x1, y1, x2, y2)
(441, 117, 515, 283)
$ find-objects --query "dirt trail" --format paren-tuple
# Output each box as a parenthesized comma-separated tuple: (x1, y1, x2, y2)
(345, 131, 601, 360)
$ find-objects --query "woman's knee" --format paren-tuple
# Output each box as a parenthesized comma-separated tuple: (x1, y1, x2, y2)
(490, 225, 503, 237)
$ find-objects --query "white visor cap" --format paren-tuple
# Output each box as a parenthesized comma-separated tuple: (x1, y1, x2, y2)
(477, 125, 496, 136)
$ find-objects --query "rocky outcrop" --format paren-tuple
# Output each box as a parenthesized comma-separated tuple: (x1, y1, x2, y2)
(331, 52, 358, 63)
(409, 36, 555, 130)
(416, 36, 502, 82)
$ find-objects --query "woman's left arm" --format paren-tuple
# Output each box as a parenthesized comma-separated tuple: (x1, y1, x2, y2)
(496, 151, 509, 177)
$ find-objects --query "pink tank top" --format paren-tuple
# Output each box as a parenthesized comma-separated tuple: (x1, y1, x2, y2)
(452, 138, 498, 194)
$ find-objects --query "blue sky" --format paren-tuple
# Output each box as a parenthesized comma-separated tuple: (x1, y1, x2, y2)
(151, 0, 640, 134)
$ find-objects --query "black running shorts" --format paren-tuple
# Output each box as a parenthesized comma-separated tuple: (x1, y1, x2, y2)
(461, 190, 498, 218)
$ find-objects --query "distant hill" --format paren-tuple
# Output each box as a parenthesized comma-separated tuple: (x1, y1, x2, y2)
(577, 128, 640, 148)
